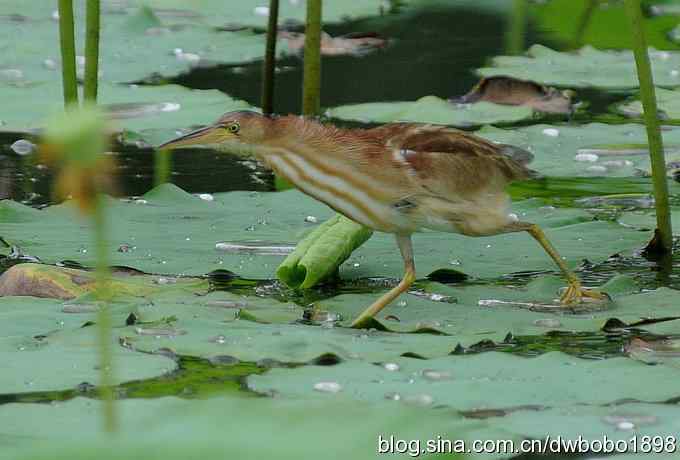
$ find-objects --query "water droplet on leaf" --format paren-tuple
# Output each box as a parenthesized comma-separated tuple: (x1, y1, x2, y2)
(313, 381, 342, 393)
(383, 363, 400, 371)
(10, 139, 36, 155)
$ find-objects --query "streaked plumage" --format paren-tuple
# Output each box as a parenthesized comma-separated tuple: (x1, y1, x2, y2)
(160, 111, 606, 327)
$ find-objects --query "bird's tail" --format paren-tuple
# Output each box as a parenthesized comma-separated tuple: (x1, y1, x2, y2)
(498, 144, 540, 179)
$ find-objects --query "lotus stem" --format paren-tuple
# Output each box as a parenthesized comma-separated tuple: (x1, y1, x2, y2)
(302, 0, 322, 116)
(574, 0, 598, 47)
(261, 0, 279, 115)
(624, 0, 673, 253)
(57, 0, 78, 107)
(84, 0, 101, 102)
(154, 149, 172, 186)
(505, 0, 527, 55)
(93, 195, 117, 433)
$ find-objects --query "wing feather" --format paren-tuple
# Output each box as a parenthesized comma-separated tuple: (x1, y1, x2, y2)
(369, 123, 533, 199)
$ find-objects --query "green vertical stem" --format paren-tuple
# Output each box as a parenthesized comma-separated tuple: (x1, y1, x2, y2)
(261, 0, 279, 115)
(302, 0, 322, 116)
(624, 0, 673, 253)
(505, 0, 527, 55)
(58, 0, 79, 107)
(574, 0, 598, 47)
(92, 195, 117, 433)
(84, 0, 101, 103)
(154, 149, 172, 186)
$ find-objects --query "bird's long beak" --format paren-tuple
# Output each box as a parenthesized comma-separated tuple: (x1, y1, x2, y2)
(157, 124, 227, 150)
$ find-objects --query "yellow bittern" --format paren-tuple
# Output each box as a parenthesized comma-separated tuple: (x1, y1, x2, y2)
(160, 111, 606, 327)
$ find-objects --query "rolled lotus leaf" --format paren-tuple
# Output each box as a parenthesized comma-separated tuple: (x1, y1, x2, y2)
(276, 214, 373, 289)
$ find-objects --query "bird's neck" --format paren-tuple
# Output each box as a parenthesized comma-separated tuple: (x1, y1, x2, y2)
(265, 115, 356, 157)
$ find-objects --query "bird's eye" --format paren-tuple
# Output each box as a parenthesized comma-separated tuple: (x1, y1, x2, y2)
(227, 122, 240, 134)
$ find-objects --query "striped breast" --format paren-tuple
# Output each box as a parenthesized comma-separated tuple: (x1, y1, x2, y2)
(261, 150, 407, 233)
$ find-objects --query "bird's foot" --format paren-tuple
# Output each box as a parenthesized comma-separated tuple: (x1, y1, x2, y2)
(559, 283, 609, 305)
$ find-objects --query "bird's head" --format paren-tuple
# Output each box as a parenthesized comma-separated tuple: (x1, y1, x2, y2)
(158, 110, 271, 151)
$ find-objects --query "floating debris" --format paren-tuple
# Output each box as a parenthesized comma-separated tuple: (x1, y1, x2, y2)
(625, 337, 680, 365)
(134, 327, 187, 336)
(542, 128, 560, 137)
(304, 215, 318, 223)
(215, 241, 295, 255)
(452, 76, 574, 115)
(280, 31, 387, 57)
(197, 193, 214, 201)
(478, 298, 604, 313)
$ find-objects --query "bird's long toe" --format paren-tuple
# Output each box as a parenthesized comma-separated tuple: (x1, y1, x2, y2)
(559, 283, 609, 305)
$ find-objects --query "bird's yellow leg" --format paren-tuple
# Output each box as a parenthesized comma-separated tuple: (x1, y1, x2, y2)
(514, 222, 608, 304)
(351, 235, 416, 328)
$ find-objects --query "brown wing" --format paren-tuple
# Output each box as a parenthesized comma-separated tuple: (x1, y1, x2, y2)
(370, 123, 533, 200)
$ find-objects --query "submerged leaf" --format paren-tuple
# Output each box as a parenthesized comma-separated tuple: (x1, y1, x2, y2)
(478, 44, 680, 89)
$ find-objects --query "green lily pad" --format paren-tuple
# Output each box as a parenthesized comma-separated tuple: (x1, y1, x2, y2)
(248, 351, 680, 409)
(0, 82, 254, 143)
(0, 4, 287, 86)
(124, 276, 680, 360)
(0, 186, 649, 280)
(0, 0, 394, 90)
(615, 87, 680, 120)
(499, 402, 680, 456)
(0, 395, 479, 460)
(327, 96, 534, 127)
(478, 45, 680, 89)
(477, 122, 680, 178)
(0, 296, 176, 394)
(618, 205, 680, 232)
